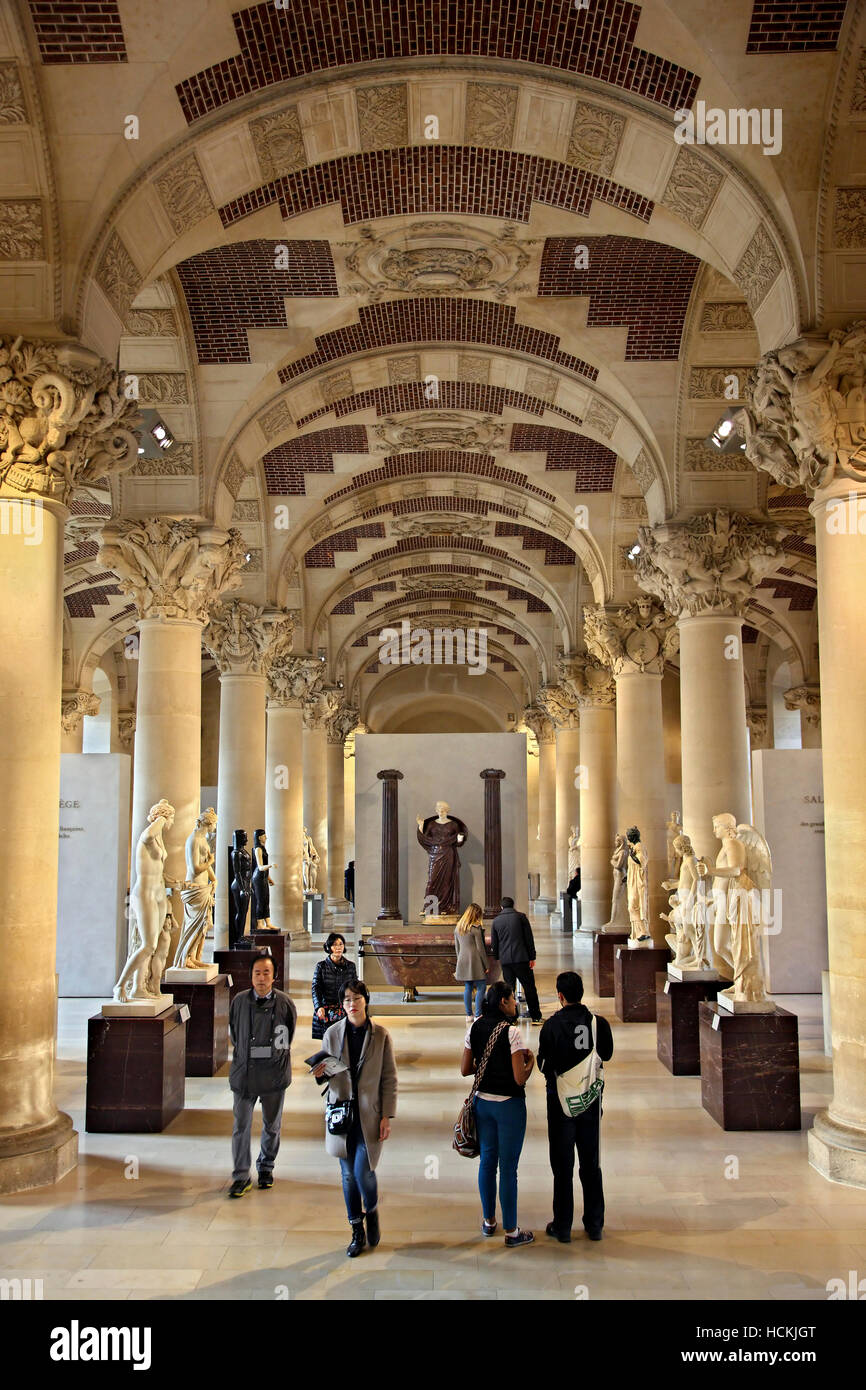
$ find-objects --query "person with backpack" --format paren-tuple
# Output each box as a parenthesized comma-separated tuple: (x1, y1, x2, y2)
(459, 980, 535, 1248)
(537, 970, 614, 1242)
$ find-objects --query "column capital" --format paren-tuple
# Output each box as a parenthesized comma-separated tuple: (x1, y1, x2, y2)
(326, 698, 361, 745)
(117, 711, 136, 747)
(536, 681, 580, 730)
(632, 510, 785, 619)
(61, 689, 100, 733)
(377, 768, 404, 781)
(0, 337, 138, 504)
(205, 602, 294, 676)
(736, 324, 866, 494)
(583, 598, 678, 675)
(521, 704, 556, 744)
(303, 684, 342, 731)
(746, 704, 769, 747)
(480, 768, 506, 780)
(97, 518, 246, 624)
(264, 649, 324, 709)
(556, 652, 616, 709)
(783, 682, 821, 725)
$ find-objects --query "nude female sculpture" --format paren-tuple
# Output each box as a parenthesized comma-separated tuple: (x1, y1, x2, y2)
(172, 807, 217, 969)
(113, 799, 177, 1002)
(602, 832, 629, 930)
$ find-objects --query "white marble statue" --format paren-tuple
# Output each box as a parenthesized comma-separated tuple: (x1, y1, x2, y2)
(567, 825, 581, 882)
(710, 813, 774, 1008)
(172, 807, 217, 970)
(114, 800, 178, 1002)
(303, 826, 320, 893)
(666, 810, 682, 880)
(601, 831, 629, 930)
(660, 833, 712, 971)
(624, 826, 651, 942)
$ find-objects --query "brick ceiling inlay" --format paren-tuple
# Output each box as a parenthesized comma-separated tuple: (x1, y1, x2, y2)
(262, 426, 368, 494)
(745, 1, 847, 53)
(494, 522, 576, 564)
(538, 237, 701, 361)
(296, 380, 583, 430)
(176, 241, 338, 364)
(510, 424, 617, 491)
(304, 523, 387, 568)
(176, 1, 699, 123)
(277, 299, 598, 387)
(357, 536, 531, 572)
(221, 147, 653, 232)
(28, 1, 127, 63)
(64, 583, 122, 618)
(324, 454, 557, 505)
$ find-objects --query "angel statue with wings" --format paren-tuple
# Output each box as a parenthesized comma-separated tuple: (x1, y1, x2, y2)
(710, 813, 774, 1009)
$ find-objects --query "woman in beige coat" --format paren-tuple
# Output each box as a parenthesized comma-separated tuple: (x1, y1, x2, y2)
(454, 902, 490, 1023)
(315, 980, 398, 1257)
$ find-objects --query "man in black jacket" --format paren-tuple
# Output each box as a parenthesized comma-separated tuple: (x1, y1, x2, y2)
(537, 970, 614, 1242)
(490, 896, 542, 1024)
(228, 950, 297, 1197)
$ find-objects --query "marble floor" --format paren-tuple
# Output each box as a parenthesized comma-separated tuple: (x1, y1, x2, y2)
(1, 921, 862, 1302)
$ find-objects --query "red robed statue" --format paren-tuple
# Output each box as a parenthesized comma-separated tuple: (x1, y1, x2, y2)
(416, 800, 469, 916)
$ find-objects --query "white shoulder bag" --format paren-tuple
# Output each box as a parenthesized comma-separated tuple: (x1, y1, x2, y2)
(556, 1015, 604, 1117)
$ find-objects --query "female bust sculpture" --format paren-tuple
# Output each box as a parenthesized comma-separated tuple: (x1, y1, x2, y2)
(228, 829, 253, 946)
(416, 800, 468, 916)
(173, 807, 217, 970)
(113, 799, 177, 1002)
(252, 828, 276, 930)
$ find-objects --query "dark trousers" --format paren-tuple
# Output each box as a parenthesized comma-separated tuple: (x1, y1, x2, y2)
(339, 1116, 378, 1221)
(231, 1089, 285, 1181)
(502, 962, 541, 1020)
(546, 1090, 604, 1235)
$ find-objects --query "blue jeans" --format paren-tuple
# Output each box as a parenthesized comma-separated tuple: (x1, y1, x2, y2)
(339, 1118, 378, 1221)
(474, 1095, 526, 1232)
(463, 980, 486, 1016)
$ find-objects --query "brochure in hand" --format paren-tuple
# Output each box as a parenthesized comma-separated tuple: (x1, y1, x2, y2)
(305, 1050, 350, 1077)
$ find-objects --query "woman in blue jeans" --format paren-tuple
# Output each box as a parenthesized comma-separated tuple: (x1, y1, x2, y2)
(454, 902, 490, 1022)
(460, 980, 535, 1247)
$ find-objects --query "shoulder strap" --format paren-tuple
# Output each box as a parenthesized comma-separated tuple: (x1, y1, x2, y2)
(470, 1021, 509, 1098)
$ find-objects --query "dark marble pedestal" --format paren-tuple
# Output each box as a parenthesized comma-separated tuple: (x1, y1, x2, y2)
(250, 929, 288, 986)
(86, 1005, 186, 1132)
(160, 975, 230, 1076)
(614, 945, 671, 1022)
(699, 1002, 801, 1130)
(592, 931, 628, 997)
(656, 973, 732, 1075)
(214, 940, 288, 1000)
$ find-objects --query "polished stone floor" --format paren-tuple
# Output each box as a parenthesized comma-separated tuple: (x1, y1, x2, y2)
(1, 920, 862, 1301)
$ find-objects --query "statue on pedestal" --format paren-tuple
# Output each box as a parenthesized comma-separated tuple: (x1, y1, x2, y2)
(173, 807, 217, 969)
(302, 826, 320, 892)
(660, 833, 712, 970)
(252, 828, 277, 929)
(666, 810, 683, 880)
(114, 800, 177, 1002)
(416, 800, 468, 917)
(601, 831, 629, 930)
(625, 826, 651, 942)
(228, 828, 253, 945)
(711, 813, 774, 1008)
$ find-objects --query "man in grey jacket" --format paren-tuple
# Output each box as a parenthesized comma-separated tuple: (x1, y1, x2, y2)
(228, 950, 297, 1197)
(491, 896, 542, 1024)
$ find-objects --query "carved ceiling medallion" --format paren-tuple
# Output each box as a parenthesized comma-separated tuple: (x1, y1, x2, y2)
(341, 221, 533, 301)
(372, 412, 505, 452)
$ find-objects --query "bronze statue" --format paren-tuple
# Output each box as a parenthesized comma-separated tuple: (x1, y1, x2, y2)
(416, 800, 468, 916)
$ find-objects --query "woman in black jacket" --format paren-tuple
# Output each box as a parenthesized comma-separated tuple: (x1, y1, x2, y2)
(311, 932, 358, 1040)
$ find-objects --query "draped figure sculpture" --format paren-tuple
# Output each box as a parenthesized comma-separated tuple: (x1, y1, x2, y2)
(601, 831, 629, 930)
(252, 828, 276, 929)
(711, 813, 774, 1008)
(302, 826, 320, 893)
(660, 833, 712, 971)
(173, 807, 217, 969)
(416, 800, 468, 917)
(625, 825, 651, 943)
(114, 800, 177, 1002)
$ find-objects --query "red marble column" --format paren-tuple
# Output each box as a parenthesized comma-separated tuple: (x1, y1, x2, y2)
(481, 768, 505, 919)
(377, 769, 403, 920)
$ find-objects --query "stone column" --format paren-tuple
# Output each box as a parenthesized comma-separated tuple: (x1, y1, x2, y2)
(0, 336, 138, 1193)
(480, 768, 505, 918)
(584, 601, 678, 944)
(739, 325, 866, 1185)
(538, 680, 584, 896)
(784, 683, 822, 748)
(98, 519, 246, 955)
(303, 686, 339, 905)
(204, 603, 285, 945)
(524, 726, 540, 896)
(263, 646, 323, 938)
(377, 769, 403, 920)
(325, 700, 359, 910)
(344, 731, 357, 865)
(634, 511, 784, 869)
(523, 706, 557, 909)
(60, 690, 100, 753)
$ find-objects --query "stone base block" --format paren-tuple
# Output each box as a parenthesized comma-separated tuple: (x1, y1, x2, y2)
(808, 1111, 866, 1189)
(626, 937, 654, 949)
(668, 965, 719, 982)
(164, 964, 218, 983)
(656, 973, 733, 1075)
(0, 1114, 78, 1195)
(592, 931, 628, 997)
(615, 945, 670, 1022)
(698, 1002, 801, 1130)
(717, 991, 778, 1014)
(160, 974, 230, 1076)
(101, 996, 174, 1017)
(86, 1006, 187, 1132)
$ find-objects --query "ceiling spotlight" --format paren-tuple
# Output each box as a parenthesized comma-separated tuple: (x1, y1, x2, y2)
(628, 543, 641, 559)
(707, 409, 745, 454)
(150, 420, 173, 451)
(244, 551, 252, 563)
(136, 408, 178, 461)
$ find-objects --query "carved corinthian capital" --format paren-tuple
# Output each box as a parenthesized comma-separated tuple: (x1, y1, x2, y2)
(583, 598, 678, 676)
(633, 510, 785, 618)
(61, 689, 100, 733)
(204, 603, 294, 676)
(536, 681, 580, 730)
(521, 704, 555, 744)
(264, 645, 324, 709)
(97, 518, 246, 624)
(0, 338, 140, 503)
(746, 705, 769, 748)
(303, 684, 342, 731)
(735, 324, 866, 493)
(117, 711, 136, 746)
(556, 653, 616, 708)
(783, 683, 821, 726)
(327, 700, 361, 745)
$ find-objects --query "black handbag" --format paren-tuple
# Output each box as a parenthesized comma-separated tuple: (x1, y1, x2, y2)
(326, 1097, 354, 1136)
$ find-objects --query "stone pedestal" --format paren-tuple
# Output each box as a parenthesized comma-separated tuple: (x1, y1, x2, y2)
(559, 892, 573, 933)
(656, 972, 732, 1075)
(86, 1005, 187, 1132)
(698, 1001, 801, 1130)
(214, 946, 285, 1000)
(592, 930, 628, 997)
(250, 929, 288, 986)
(614, 944, 670, 1022)
(160, 975, 230, 1076)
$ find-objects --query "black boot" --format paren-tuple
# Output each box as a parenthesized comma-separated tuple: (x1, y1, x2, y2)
(365, 1207, 380, 1248)
(346, 1218, 366, 1258)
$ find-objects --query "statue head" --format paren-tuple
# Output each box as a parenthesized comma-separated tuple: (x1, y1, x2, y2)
(626, 826, 641, 845)
(254, 829, 266, 847)
(435, 800, 450, 817)
(635, 595, 653, 620)
(148, 799, 175, 828)
(197, 807, 217, 834)
(712, 812, 737, 840)
(672, 833, 692, 855)
(614, 832, 624, 848)
(232, 828, 248, 850)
